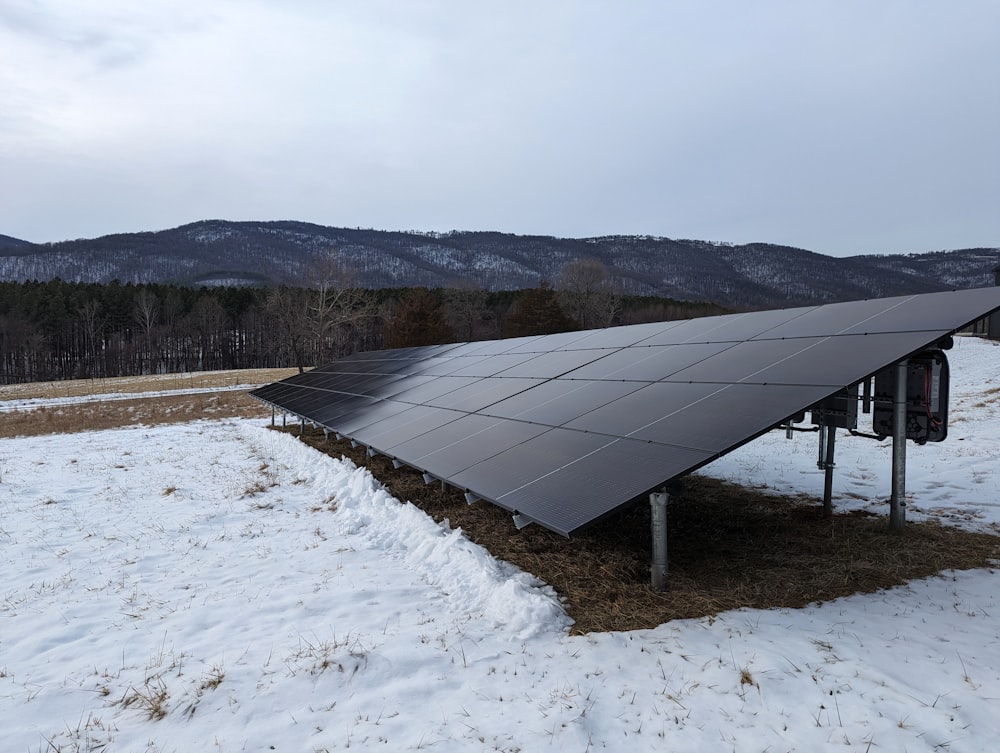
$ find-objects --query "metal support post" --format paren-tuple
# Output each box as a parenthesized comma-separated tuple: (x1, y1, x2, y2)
(299, 418, 305, 436)
(650, 491, 669, 592)
(822, 423, 836, 517)
(282, 411, 287, 428)
(890, 359, 908, 531)
(271, 407, 275, 427)
(817, 425, 827, 470)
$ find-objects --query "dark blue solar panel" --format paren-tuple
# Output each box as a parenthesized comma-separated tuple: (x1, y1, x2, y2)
(495, 349, 618, 379)
(481, 379, 645, 426)
(563, 342, 734, 381)
(560, 319, 684, 350)
(352, 404, 464, 448)
(251, 288, 1000, 535)
(390, 375, 482, 404)
(496, 439, 716, 534)
(424, 377, 542, 413)
(659, 338, 829, 384)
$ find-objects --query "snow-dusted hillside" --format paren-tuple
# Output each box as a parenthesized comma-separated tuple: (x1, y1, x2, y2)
(2, 220, 997, 307)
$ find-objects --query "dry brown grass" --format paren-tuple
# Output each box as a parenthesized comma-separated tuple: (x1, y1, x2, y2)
(0, 391, 271, 438)
(0, 368, 297, 401)
(0, 371, 289, 438)
(291, 426, 1000, 634)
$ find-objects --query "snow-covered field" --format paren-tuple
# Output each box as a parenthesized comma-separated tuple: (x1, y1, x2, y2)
(2, 338, 999, 752)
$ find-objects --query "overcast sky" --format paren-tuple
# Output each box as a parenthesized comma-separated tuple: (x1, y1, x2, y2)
(1, 1, 997, 256)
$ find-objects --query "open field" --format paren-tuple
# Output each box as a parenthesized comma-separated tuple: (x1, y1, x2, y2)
(3, 344, 1000, 751)
(0, 368, 295, 438)
(3, 412, 999, 751)
(3, 358, 998, 634)
(0, 368, 298, 401)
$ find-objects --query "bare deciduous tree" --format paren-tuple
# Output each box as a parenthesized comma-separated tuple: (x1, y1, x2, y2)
(266, 285, 311, 373)
(305, 251, 381, 363)
(557, 258, 621, 329)
(445, 284, 496, 342)
(266, 250, 381, 372)
(77, 299, 104, 378)
(133, 289, 159, 373)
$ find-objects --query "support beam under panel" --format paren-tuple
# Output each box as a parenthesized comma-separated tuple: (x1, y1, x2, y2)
(650, 491, 669, 591)
(822, 424, 836, 517)
(890, 359, 908, 531)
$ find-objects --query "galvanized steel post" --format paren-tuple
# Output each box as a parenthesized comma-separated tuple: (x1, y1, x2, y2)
(822, 423, 836, 517)
(650, 491, 669, 591)
(890, 359, 908, 531)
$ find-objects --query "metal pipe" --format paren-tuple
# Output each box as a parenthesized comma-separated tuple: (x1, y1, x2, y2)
(822, 423, 836, 517)
(890, 359, 908, 531)
(650, 491, 669, 591)
(817, 422, 827, 470)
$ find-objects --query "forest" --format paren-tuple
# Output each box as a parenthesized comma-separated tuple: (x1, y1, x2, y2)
(0, 259, 725, 385)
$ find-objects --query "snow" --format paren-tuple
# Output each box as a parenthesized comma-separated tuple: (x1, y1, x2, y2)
(2, 338, 999, 752)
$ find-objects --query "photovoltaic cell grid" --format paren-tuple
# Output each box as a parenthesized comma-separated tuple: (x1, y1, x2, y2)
(251, 288, 1000, 535)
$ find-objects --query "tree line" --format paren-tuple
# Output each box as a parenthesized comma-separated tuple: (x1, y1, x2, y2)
(0, 258, 725, 385)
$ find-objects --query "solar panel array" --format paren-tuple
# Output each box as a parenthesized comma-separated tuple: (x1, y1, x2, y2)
(251, 288, 1000, 535)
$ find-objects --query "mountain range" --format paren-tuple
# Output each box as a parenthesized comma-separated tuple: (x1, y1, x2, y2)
(2, 220, 997, 309)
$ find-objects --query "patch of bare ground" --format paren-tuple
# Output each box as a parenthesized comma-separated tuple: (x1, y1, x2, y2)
(0, 368, 298, 401)
(290, 425, 1000, 634)
(0, 388, 274, 438)
(0, 369, 296, 437)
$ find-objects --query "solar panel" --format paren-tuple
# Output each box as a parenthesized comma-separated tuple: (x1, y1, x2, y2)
(251, 288, 1000, 536)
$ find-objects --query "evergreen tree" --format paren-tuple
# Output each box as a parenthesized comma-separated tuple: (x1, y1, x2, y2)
(503, 281, 577, 338)
(384, 288, 454, 349)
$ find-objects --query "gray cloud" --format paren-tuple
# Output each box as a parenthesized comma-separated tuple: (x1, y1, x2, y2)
(0, 0, 997, 256)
